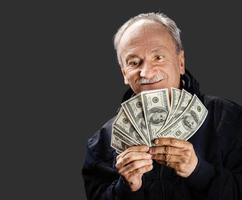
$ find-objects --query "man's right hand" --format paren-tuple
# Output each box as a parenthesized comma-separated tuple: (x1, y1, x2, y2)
(115, 145, 153, 192)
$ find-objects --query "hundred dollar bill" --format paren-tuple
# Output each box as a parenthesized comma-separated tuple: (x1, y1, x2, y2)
(116, 149, 122, 154)
(111, 129, 132, 153)
(157, 95, 208, 140)
(122, 94, 150, 146)
(165, 87, 181, 122)
(112, 125, 139, 145)
(115, 149, 122, 154)
(141, 89, 170, 142)
(113, 108, 144, 145)
(161, 89, 192, 131)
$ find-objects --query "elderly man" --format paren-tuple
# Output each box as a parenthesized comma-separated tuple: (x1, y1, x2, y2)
(82, 13, 242, 200)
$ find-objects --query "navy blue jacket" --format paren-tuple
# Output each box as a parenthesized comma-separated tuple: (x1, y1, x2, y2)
(82, 71, 242, 200)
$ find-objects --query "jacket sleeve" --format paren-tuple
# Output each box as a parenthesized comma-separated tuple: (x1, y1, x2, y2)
(186, 139, 242, 199)
(82, 126, 145, 200)
(185, 100, 242, 200)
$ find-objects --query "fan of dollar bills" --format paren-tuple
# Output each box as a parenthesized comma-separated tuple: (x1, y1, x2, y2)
(111, 88, 208, 154)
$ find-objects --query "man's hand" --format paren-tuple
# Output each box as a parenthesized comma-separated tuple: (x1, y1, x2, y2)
(149, 137, 198, 177)
(115, 145, 153, 192)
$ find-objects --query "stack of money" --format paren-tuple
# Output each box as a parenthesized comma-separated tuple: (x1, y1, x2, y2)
(111, 88, 208, 154)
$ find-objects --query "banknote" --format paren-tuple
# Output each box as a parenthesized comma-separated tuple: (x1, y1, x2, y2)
(112, 125, 138, 145)
(166, 87, 181, 122)
(157, 95, 208, 140)
(111, 88, 208, 153)
(160, 89, 192, 132)
(113, 108, 144, 145)
(122, 94, 150, 146)
(111, 128, 132, 153)
(141, 88, 170, 141)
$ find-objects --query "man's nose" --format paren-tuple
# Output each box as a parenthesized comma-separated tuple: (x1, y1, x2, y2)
(139, 62, 154, 78)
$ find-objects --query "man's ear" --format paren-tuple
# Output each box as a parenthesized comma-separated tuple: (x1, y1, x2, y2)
(179, 50, 185, 75)
(121, 67, 129, 85)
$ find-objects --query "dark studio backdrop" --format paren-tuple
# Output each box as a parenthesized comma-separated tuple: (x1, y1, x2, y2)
(4, 1, 242, 200)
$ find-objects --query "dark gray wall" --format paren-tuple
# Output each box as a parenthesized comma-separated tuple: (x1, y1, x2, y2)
(5, 1, 242, 200)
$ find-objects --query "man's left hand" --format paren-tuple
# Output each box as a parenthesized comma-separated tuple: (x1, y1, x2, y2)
(149, 137, 198, 177)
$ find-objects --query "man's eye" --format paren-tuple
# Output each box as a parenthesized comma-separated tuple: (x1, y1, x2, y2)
(127, 60, 139, 67)
(154, 55, 164, 61)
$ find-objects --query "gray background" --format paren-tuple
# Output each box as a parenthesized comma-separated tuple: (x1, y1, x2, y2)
(4, 0, 242, 200)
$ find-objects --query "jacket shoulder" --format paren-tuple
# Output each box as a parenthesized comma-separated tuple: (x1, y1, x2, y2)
(203, 95, 242, 132)
(204, 95, 242, 115)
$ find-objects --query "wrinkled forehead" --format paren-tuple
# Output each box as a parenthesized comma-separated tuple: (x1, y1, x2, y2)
(119, 20, 166, 47)
(118, 20, 176, 56)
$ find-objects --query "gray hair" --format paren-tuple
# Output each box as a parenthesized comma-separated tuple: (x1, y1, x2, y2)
(113, 12, 183, 66)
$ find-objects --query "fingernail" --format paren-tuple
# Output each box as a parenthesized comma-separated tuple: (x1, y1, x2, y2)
(154, 139, 158, 145)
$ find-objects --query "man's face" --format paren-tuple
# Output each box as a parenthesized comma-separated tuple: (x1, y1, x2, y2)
(118, 20, 185, 94)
